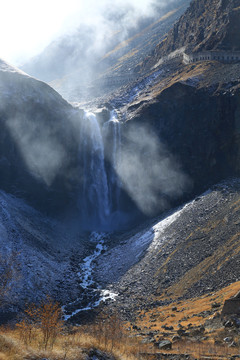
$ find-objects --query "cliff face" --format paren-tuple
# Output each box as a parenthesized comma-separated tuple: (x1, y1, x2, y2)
(118, 60, 240, 204)
(144, 0, 240, 70)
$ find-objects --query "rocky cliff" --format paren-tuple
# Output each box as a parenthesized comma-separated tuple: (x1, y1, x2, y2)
(143, 0, 240, 70)
(106, 56, 240, 217)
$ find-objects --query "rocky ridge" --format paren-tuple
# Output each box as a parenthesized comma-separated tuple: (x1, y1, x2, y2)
(143, 0, 240, 71)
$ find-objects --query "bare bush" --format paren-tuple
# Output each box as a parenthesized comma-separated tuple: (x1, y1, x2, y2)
(17, 296, 63, 350)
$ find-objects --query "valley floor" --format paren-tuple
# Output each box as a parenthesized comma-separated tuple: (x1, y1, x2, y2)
(0, 281, 240, 360)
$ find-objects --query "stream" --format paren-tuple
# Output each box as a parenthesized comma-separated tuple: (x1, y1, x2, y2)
(63, 232, 118, 321)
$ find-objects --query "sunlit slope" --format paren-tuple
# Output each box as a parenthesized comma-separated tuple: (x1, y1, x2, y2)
(97, 2, 191, 78)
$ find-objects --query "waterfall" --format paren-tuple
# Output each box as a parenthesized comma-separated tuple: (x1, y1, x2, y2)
(78, 109, 122, 230)
(79, 111, 110, 228)
(103, 110, 122, 212)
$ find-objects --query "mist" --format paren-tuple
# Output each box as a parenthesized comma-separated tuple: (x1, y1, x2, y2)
(115, 124, 191, 216)
(20, 0, 189, 91)
(2, 0, 175, 66)
(6, 115, 67, 186)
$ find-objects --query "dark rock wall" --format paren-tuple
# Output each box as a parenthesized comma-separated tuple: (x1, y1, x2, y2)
(124, 82, 240, 200)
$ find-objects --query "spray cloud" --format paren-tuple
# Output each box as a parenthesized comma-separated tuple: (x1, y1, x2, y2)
(115, 123, 191, 216)
(6, 114, 67, 186)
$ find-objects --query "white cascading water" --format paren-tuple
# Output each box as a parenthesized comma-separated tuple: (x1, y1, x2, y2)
(110, 110, 121, 207)
(63, 110, 122, 318)
(63, 232, 118, 321)
(103, 110, 122, 213)
(79, 110, 121, 229)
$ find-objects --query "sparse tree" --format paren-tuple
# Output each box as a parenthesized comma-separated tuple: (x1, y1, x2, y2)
(17, 296, 63, 350)
(93, 311, 125, 351)
(16, 306, 37, 346)
(38, 296, 63, 349)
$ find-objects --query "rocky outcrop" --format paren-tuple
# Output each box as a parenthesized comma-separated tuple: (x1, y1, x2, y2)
(144, 0, 240, 70)
(222, 291, 240, 315)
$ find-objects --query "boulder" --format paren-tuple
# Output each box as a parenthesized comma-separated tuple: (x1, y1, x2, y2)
(158, 340, 172, 350)
(172, 335, 181, 342)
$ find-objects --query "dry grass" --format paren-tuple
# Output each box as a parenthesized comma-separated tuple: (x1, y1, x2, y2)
(174, 340, 238, 360)
(132, 281, 240, 359)
(0, 283, 240, 359)
(0, 321, 155, 360)
(136, 282, 240, 330)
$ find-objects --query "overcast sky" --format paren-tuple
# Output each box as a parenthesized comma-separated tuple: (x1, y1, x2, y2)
(0, 0, 160, 65)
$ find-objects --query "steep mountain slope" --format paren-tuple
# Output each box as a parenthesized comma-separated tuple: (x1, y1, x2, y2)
(0, 58, 81, 214)
(1, 0, 240, 334)
(0, 189, 88, 315)
(95, 178, 240, 316)
(143, 0, 240, 70)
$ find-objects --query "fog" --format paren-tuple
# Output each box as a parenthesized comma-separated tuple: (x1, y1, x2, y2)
(1, 0, 179, 65)
(115, 124, 191, 216)
(19, 0, 189, 91)
(6, 115, 67, 186)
